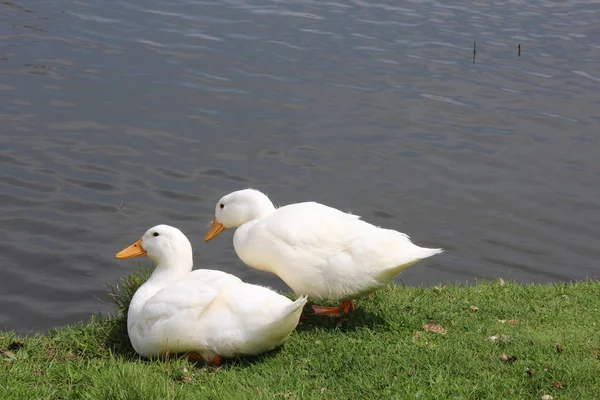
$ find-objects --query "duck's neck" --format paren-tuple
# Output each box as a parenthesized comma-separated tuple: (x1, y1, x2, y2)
(231, 197, 276, 272)
(147, 257, 192, 285)
(130, 254, 193, 308)
(244, 194, 276, 223)
(233, 219, 271, 273)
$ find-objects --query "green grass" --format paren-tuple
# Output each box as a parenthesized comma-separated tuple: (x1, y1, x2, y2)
(1, 275, 599, 399)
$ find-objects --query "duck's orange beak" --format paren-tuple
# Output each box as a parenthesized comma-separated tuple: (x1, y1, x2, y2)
(115, 238, 147, 259)
(204, 217, 225, 242)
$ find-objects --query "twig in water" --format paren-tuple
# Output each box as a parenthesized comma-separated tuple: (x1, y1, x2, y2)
(116, 201, 129, 215)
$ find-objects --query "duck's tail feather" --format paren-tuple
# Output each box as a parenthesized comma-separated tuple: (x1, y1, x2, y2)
(417, 246, 444, 259)
(285, 294, 308, 317)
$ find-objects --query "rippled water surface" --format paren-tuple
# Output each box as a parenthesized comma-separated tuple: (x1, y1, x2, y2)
(1, 0, 599, 333)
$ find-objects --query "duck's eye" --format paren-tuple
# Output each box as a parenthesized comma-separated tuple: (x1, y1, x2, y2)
(152, 232, 159, 237)
(219, 203, 224, 209)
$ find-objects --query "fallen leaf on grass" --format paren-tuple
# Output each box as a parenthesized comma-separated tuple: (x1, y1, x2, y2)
(554, 344, 565, 353)
(182, 376, 192, 384)
(500, 353, 518, 362)
(526, 369, 535, 376)
(498, 319, 506, 323)
(423, 322, 447, 334)
(470, 306, 479, 311)
(541, 396, 553, 400)
(498, 278, 506, 286)
(413, 331, 423, 339)
(552, 381, 564, 389)
(507, 319, 519, 325)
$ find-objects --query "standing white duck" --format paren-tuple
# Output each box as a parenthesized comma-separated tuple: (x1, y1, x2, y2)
(204, 189, 443, 317)
(115, 224, 307, 365)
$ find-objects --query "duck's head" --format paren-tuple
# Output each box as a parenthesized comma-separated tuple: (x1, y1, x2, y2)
(204, 188, 275, 242)
(116, 224, 193, 267)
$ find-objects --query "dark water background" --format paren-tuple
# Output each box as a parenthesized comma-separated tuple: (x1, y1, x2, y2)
(1, 0, 599, 333)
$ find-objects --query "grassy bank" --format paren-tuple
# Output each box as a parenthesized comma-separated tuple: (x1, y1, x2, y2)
(1, 275, 599, 400)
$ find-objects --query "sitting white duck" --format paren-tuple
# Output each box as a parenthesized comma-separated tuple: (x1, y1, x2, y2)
(116, 224, 307, 365)
(204, 189, 443, 317)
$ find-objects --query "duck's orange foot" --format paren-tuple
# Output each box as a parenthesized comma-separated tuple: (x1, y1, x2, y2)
(343, 300, 356, 312)
(312, 300, 356, 318)
(185, 352, 222, 366)
(208, 355, 222, 366)
(184, 352, 204, 362)
(311, 305, 343, 317)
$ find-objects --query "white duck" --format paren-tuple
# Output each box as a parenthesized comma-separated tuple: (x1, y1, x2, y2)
(204, 189, 443, 317)
(115, 224, 307, 365)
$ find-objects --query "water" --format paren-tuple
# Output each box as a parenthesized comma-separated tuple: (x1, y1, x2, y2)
(1, 0, 599, 334)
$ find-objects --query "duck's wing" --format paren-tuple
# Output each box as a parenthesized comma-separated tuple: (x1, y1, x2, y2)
(141, 269, 241, 322)
(246, 201, 430, 276)
(249, 201, 384, 260)
(214, 283, 307, 348)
